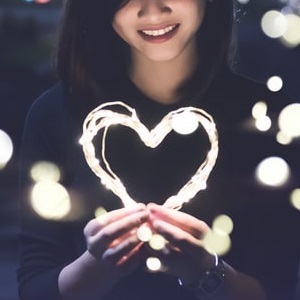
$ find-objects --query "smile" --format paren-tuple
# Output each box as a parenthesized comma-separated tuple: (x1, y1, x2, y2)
(140, 24, 179, 37)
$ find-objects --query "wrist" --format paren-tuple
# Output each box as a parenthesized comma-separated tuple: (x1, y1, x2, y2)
(178, 253, 225, 299)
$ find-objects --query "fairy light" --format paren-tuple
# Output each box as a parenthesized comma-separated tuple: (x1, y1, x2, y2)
(137, 224, 153, 242)
(146, 257, 162, 272)
(80, 101, 218, 210)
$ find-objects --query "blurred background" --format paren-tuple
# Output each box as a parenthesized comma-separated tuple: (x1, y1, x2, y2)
(0, 0, 299, 299)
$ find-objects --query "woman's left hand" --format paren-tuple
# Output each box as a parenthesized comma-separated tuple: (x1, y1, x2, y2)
(146, 202, 215, 285)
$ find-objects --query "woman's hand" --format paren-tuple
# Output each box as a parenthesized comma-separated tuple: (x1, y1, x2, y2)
(146, 202, 214, 285)
(83, 203, 149, 278)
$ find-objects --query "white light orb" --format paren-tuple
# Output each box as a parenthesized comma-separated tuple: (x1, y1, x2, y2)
(149, 234, 166, 251)
(31, 181, 71, 220)
(255, 116, 272, 132)
(252, 101, 267, 119)
(278, 103, 300, 138)
(261, 10, 287, 38)
(276, 131, 293, 145)
(137, 225, 153, 242)
(30, 161, 61, 182)
(171, 112, 199, 135)
(255, 156, 290, 187)
(212, 214, 234, 235)
(203, 230, 231, 256)
(0, 129, 14, 169)
(290, 188, 300, 210)
(146, 257, 162, 272)
(267, 76, 283, 92)
(280, 13, 300, 47)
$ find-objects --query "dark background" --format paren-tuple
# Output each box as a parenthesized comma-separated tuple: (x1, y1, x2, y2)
(0, 0, 299, 299)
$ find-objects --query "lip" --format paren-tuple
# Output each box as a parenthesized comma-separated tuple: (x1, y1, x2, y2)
(138, 24, 180, 43)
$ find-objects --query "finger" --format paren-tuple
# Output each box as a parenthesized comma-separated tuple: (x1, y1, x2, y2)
(91, 210, 149, 252)
(148, 203, 209, 238)
(102, 234, 143, 266)
(84, 203, 146, 237)
(151, 218, 205, 255)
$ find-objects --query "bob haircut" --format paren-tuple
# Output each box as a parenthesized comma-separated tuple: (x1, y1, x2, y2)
(56, 0, 236, 109)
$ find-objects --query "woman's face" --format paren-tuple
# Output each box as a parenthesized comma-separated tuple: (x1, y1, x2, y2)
(112, 0, 207, 63)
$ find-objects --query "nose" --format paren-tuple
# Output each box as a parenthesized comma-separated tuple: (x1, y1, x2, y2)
(137, 0, 171, 18)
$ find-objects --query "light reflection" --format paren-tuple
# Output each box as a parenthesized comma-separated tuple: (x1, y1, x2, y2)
(255, 156, 290, 187)
(0, 129, 14, 170)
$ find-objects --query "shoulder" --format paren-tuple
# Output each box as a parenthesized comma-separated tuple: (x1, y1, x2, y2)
(27, 83, 66, 120)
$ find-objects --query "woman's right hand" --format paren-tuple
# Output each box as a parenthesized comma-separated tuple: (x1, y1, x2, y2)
(83, 203, 149, 278)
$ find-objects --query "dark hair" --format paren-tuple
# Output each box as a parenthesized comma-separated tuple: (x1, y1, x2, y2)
(56, 0, 236, 108)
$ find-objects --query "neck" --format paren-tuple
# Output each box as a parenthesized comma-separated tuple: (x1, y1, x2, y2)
(129, 45, 198, 105)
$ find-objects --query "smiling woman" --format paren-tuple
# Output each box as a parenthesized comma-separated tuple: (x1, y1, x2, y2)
(17, 0, 300, 300)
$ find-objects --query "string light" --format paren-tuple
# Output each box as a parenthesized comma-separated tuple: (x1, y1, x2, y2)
(80, 101, 219, 210)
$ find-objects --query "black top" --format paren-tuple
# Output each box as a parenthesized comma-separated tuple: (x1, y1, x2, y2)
(17, 71, 300, 300)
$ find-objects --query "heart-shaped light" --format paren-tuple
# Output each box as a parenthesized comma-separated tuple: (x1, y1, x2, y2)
(80, 101, 218, 210)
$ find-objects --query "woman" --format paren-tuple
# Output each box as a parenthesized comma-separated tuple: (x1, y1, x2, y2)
(17, 0, 300, 299)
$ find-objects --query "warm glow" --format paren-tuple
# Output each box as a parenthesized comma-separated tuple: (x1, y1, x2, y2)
(31, 180, 71, 220)
(30, 161, 61, 182)
(290, 188, 300, 210)
(0, 129, 14, 170)
(278, 103, 300, 138)
(95, 207, 107, 218)
(255, 156, 290, 187)
(146, 257, 162, 272)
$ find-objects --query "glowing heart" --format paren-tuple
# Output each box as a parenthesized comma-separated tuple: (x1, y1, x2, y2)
(80, 101, 218, 210)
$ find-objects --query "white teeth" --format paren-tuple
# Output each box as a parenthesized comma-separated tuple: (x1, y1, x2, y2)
(142, 25, 177, 37)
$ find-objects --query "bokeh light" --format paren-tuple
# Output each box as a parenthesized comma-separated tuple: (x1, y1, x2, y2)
(255, 115, 272, 132)
(30, 161, 61, 182)
(255, 156, 290, 187)
(0, 129, 14, 170)
(278, 103, 300, 138)
(149, 234, 167, 251)
(252, 101, 268, 120)
(280, 13, 300, 47)
(171, 112, 199, 135)
(212, 214, 234, 235)
(276, 131, 293, 145)
(261, 10, 287, 38)
(203, 230, 231, 256)
(137, 225, 153, 242)
(146, 257, 162, 272)
(31, 180, 71, 220)
(290, 188, 300, 211)
(267, 76, 283, 92)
